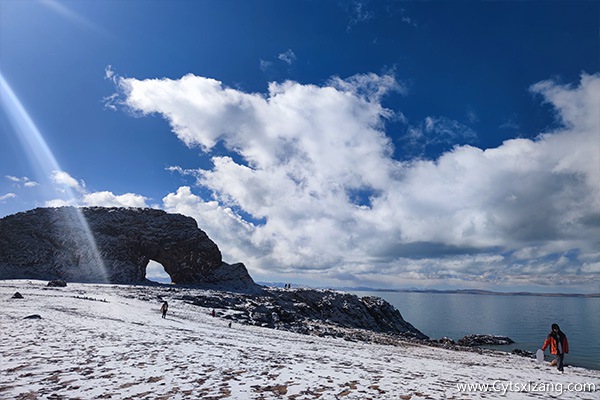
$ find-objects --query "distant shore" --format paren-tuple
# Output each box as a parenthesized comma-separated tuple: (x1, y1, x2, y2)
(344, 287, 600, 298)
(258, 281, 600, 298)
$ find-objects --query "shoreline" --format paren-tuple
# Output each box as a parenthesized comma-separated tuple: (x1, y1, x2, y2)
(2, 280, 599, 399)
(347, 287, 599, 371)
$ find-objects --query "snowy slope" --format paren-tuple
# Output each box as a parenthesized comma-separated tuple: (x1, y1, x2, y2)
(1, 280, 598, 399)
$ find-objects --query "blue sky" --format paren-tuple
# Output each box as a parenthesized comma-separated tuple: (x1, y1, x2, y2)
(1, 0, 599, 292)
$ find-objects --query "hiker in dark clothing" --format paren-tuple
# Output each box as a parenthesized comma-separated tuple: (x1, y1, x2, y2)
(542, 323, 569, 372)
(160, 301, 168, 319)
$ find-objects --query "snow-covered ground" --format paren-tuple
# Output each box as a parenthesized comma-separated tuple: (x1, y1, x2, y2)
(1, 281, 598, 399)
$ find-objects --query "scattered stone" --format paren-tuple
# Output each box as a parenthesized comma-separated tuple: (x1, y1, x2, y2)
(252, 384, 288, 395)
(24, 314, 42, 320)
(11, 292, 23, 299)
(437, 337, 456, 346)
(47, 279, 67, 287)
(512, 349, 535, 358)
(458, 334, 514, 346)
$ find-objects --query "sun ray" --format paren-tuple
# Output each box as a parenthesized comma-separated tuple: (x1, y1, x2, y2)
(39, 0, 112, 38)
(0, 72, 109, 282)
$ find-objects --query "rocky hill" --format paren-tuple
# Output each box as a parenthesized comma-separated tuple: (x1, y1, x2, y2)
(0, 207, 255, 289)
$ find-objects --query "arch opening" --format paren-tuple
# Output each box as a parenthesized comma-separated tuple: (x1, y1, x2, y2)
(146, 260, 172, 284)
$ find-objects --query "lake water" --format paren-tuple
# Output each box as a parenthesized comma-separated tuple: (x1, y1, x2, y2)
(350, 290, 600, 371)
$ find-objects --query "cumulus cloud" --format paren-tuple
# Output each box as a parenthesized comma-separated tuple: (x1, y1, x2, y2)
(82, 191, 149, 208)
(163, 186, 260, 267)
(51, 170, 85, 192)
(47, 170, 149, 209)
(45, 198, 74, 208)
(114, 72, 600, 290)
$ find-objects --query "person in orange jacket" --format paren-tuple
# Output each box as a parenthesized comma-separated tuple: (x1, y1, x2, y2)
(541, 323, 569, 372)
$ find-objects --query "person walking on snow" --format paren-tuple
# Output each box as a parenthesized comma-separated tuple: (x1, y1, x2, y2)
(541, 323, 569, 372)
(160, 301, 168, 319)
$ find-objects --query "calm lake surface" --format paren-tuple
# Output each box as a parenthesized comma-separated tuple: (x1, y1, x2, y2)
(350, 290, 600, 371)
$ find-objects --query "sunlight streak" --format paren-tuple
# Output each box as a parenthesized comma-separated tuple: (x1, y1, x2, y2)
(40, 0, 112, 38)
(0, 72, 109, 282)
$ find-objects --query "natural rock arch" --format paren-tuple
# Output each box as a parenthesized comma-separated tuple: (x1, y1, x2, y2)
(0, 207, 256, 290)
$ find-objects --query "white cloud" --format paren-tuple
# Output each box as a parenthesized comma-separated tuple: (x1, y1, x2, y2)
(4, 175, 39, 187)
(117, 72, 600, 290)
(104, 65, 116, 82)
(259, 51, 295, 75)
(277, 49, 296, 65)
(51, 170, 85, 192)
(0, 193, 16, 201)
(163, 186, 260, 267)
(82, 191, 149, 208)
(5, 175, 20, 182)
(45, 198, 74, 208)
(328, 72, 405, 101)
(46, 170, 149, 209)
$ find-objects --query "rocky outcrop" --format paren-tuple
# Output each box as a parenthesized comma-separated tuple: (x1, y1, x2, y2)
(47, 279, 67, 287)
(0, 207, 256, 289)
(178, 287, 428, 340)
(457, 334, 514, 346)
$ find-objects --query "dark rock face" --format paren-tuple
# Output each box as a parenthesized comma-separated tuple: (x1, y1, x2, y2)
(458, 334, 514, 346)
(47, 279, 67, 287)
(0, 207, 256, 289)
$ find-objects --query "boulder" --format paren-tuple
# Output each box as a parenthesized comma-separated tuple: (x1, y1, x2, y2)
(0, 207, 256, 289)
(24, 314, 42, 319)
(47, 279, 67, 287)
(11, 292, 23, 299)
